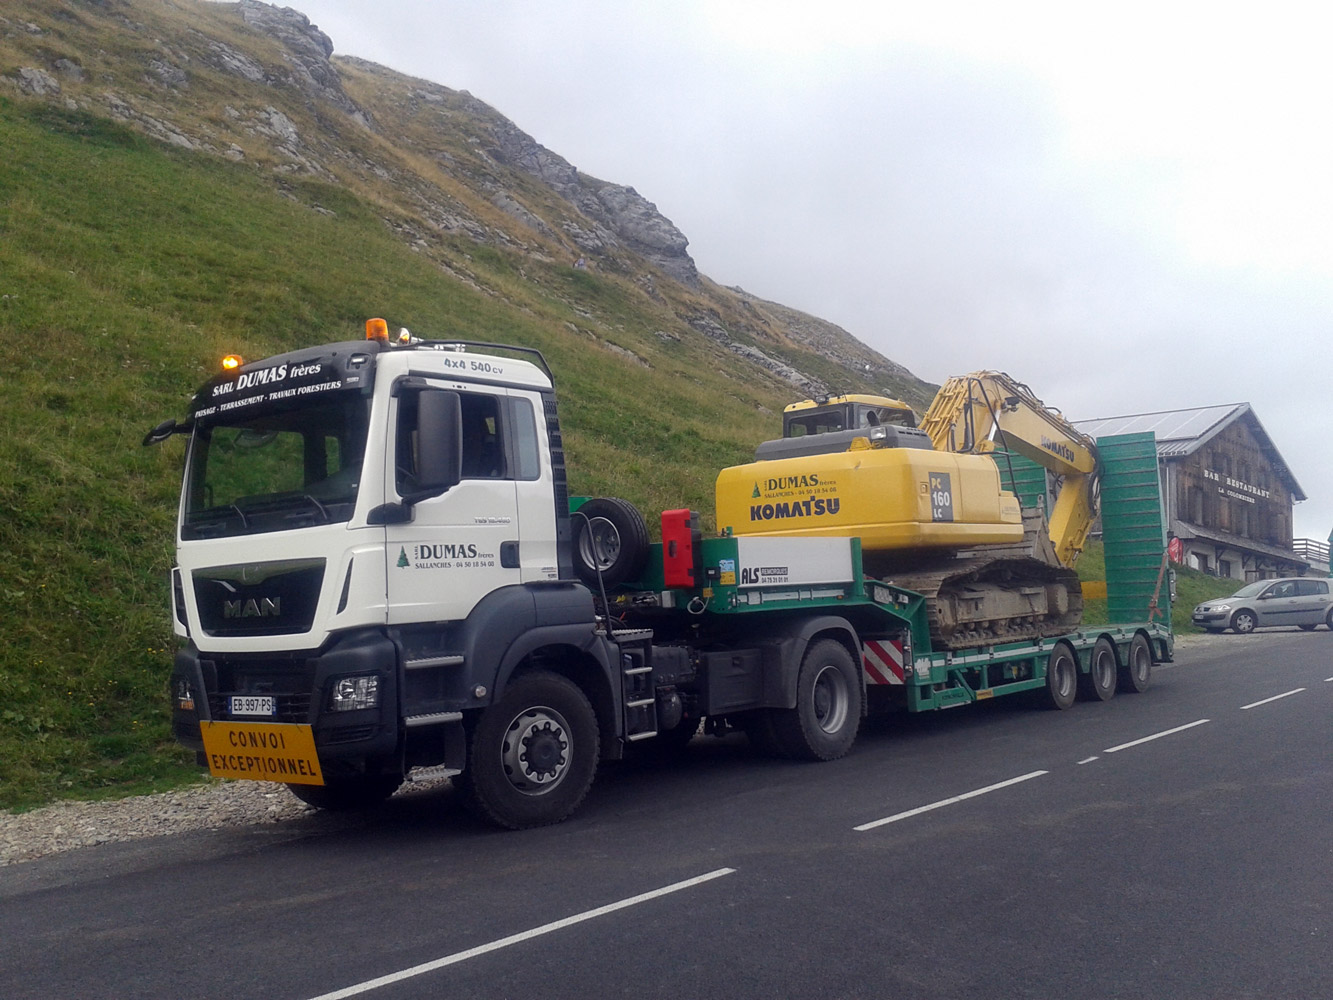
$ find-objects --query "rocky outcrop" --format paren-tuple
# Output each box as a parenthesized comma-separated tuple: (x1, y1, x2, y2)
(479, 104, 698, 285)
(234, 0, 370, 127)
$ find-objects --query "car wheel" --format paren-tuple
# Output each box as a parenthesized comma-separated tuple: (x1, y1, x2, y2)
(1326, 608, 1333, 630)
(1230, 609, 1257, 634)
(1299, 623, 1317, 631)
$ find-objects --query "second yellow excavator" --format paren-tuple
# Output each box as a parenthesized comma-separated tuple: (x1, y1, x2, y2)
(715, 374, 1099, 650)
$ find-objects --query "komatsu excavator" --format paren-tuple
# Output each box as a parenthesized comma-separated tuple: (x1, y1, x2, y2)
(715, 374, 1099, 651)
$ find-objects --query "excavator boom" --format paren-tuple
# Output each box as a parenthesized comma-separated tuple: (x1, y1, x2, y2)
(919, 371, 1099, 567)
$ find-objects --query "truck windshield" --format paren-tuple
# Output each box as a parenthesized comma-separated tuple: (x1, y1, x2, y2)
(183, 395, 370, 539)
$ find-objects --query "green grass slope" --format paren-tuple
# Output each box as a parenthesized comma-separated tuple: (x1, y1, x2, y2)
(0, 98, 812, 810)
(1076, 540, 1243, 634)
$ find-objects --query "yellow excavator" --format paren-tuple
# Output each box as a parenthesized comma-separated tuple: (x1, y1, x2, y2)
(715, 374, 1099, 650)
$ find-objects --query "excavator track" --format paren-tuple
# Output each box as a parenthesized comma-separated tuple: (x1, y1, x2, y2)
(862, 511, 1084, 652)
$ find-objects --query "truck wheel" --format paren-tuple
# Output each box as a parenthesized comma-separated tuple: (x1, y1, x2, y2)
(1077, 638, 1118, 702)
(286, 774, 401, 811)
(1039, 642, 1078, 710)
(1230, 609, 1257, 634)
(461, 671, 600, 829)
(772, 640, 862, 761)
(572, 497, 649, 590)
(1117, 634, 1153, 694)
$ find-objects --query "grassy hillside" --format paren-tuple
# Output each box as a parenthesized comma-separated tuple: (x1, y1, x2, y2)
(1077, 540, 1240, 634)
(0, 97, 818, 810)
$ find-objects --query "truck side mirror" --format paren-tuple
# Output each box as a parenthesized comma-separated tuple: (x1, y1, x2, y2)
(410, 388, 462, 500)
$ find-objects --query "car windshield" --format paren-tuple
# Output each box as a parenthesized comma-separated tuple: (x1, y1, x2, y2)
(183, 394, 370, 539)
(1229, 581, 1270, 598)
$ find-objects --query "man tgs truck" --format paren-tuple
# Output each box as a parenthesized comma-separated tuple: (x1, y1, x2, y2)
(147, 320, 1171, 829)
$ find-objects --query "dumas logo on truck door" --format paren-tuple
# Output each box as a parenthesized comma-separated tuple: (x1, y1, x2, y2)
(397, 543, 497, 570)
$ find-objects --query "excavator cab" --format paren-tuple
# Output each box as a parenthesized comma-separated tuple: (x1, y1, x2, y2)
(782, 393, 918, 438)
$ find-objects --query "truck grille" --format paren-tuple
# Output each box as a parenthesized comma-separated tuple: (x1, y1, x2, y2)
(193, 559, 325, 637)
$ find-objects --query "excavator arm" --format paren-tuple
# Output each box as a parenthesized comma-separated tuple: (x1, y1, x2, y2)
(918, 371, 1099, 567)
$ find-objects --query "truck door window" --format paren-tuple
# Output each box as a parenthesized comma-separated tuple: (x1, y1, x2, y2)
(507, 397, 541, 480)
(460, 393, 504, 478)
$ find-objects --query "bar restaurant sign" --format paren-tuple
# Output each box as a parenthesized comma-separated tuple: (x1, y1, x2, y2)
(1203, 469, 1271, 505)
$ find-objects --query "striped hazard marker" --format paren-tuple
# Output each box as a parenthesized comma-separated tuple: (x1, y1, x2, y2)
(863, 638, 906, 685)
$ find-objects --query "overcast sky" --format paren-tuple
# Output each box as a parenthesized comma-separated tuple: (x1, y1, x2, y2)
(284, 0, 1332, 543)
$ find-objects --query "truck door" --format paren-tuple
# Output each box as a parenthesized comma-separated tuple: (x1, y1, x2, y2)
(505, 389, 560, 583)
(383, 384, 523, 625)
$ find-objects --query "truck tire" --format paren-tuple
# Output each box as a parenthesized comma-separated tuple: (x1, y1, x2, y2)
(572, 497, 650, 590)
(286, 774, 401, 811)
(771, 640, 862, 761)
(1039, 642, 1078, 710)
(459, 670, 600, 829)
(1077, 637, 1118, 702)
(1117, 634, 1153, 693)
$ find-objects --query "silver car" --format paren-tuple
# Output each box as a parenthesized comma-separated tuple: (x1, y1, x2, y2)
(1192, 577, 1333, 633)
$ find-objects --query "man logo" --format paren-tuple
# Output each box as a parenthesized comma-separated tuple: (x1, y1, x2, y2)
(224, 597, 281, 619)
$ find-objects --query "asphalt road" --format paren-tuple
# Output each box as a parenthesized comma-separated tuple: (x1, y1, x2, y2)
(2, 631, 1329, 999)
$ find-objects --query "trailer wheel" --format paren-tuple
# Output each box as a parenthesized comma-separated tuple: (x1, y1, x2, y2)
(286, 774, 401, 811)
(572, 497, 650, 589)
(460, 671, 600, 829)
(772, 640, 862, 761)
(1039, 642, 1078, 710)
(1117, 634, 1153, 694)
(1078, 638, 1118, 702)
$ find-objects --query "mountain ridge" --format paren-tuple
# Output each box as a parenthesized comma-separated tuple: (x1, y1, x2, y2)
(2, 0, 935, 405)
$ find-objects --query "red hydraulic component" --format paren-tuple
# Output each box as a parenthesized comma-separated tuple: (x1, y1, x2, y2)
(661, 508, 702, 589)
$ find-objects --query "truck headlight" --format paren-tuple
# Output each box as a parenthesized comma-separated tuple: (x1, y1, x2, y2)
(329, 675, 380, 711)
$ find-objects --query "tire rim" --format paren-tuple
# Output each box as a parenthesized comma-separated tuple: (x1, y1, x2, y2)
(1093, 647, 1115, 691)
(811, 663, 849, 735)
(578, 516, 621, 571)
(501, 706, 572, 795)
(1055, 654, 1074, 698)
(1236, 613, 1255, 633)
(1133, 645, 1150, 683)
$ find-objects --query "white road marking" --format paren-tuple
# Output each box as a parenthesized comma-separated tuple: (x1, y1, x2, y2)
(306, 867, 737, 1000)
(1324, 677, 1333, 683)
(1240, 688, 1306, 710)
(1077, 756, 1099, 765)
(1104, 719, 1210, 754)
(854, 770, 1048, 832)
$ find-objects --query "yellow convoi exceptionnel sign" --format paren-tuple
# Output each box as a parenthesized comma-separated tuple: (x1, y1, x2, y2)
(199, 721, 324, 786)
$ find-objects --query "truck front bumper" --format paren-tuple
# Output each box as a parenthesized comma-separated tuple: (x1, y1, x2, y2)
(170, 629, 400, 768)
